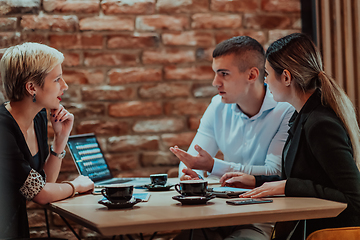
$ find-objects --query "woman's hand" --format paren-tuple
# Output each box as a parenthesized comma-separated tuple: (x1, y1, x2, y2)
(50, 104, 74, 153)
(220, 172, 256, 189)
(71, 175, 94, 194)
(239, 180, 286, 198)
(50, 104, 74, 138)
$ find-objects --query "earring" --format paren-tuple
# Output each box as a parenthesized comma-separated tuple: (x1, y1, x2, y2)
(32, 93, 36, 103)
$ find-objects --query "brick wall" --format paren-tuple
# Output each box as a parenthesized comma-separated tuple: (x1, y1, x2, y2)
(0, 0, 301, 239)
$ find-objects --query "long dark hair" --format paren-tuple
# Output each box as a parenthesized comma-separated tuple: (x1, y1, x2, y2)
(266, 33, 360, 168)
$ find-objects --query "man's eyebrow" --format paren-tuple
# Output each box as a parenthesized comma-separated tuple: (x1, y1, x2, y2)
(216, 69, 230, 72)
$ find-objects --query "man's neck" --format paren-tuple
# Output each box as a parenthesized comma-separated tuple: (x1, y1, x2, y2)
(236, 84, 266, 118)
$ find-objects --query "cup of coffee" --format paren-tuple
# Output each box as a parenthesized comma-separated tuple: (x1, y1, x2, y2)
(101, 184, 133, 203)
(175, 180, 208, 196)
(150, 173, 168, 186)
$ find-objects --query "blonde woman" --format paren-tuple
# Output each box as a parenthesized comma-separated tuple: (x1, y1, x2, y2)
(0, 42, 94, 239)
(220, 33, 360, 238)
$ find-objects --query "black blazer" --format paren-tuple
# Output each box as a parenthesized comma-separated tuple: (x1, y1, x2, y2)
(0, 104, 49, 239)
(256, 89, 360, 235)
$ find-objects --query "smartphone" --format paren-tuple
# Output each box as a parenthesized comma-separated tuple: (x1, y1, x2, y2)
(226, 198, 273, 205)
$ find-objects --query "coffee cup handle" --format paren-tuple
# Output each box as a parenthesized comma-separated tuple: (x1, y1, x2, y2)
(174, 184, 181, 195)
(101, 189, 108, 199)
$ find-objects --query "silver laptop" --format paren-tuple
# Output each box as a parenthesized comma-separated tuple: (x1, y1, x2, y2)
(67, 133, 150, 188)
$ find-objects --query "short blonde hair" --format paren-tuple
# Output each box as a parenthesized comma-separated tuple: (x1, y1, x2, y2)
(0, 42, 64, 101)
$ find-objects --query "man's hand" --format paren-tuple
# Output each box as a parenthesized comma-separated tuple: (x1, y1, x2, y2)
(180, 168, 202, 181)
(169, 145, 214, 173)
(220, 172, 256, 189)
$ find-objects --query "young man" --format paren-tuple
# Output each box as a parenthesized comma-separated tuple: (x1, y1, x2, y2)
(170, 36, 294, 240)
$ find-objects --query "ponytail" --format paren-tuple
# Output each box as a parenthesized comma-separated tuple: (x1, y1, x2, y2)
(266, 33, 360, 169)
(318, 72, 360, 169)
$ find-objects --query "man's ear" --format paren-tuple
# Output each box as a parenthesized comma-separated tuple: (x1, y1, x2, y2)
(282, 70, 292, 86)
(248, 67, 259, 82)
(25, 81, 37, 96)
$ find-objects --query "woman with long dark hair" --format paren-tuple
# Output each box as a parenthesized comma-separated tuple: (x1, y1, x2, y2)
(220, 33, 360, 237)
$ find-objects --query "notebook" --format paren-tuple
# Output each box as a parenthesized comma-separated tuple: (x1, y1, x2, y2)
(67, 133, 150, 188)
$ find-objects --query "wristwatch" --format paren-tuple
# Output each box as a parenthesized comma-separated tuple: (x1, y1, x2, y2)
(50, 146, 66, 160)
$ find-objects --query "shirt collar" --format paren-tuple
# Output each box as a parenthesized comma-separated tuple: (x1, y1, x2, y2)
(232, 85, 277, 120)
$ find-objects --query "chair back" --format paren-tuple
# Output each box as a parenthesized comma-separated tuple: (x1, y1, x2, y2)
(306, 227, 360, 240)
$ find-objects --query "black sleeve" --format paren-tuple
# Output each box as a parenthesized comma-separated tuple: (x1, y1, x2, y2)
(285, 117, 360, 214)
(255, 175, 282, 187)
(0, 121, 32, 191)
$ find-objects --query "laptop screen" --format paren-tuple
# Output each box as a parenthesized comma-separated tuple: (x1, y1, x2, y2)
(67, 133, 113, 182)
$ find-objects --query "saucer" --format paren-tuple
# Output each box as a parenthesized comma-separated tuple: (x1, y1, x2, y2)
(145, 184, 174, 191)
(98, 198, 142, 209)
(172, 194, 215, 205)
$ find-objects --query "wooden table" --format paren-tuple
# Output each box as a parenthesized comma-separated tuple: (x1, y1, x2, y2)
(47, 186, 347, 237)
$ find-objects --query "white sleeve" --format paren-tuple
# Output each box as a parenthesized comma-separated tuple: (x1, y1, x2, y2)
(210, 106, 294, 177)
(178, 98, 219, 178)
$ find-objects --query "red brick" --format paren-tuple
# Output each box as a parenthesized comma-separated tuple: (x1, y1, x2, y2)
(107, 33, 159, 49)
(0, 0, 40, 15)
(60, 87, 79, 103)
(65, 103, 106, 119)
(141, 151, 179, 167)
(164, 65, 214, 80)
(215, 30, 267, 45)
(0, 17, 17, 31)
(0, 32, 21, 48)
(43, 0, 99, 13)
(0, 32, 47, 48)
(105, 153, 140, 171)
(19, 33, 47, 44)
(157, 0, 209, 13)
(21, 15, 78, 32)
(188, 115, 202, 130)
(162, 132, 196, 147)
(107, 135, 160, 152)
(262, 0, 301, 13)
(63, 69, 104, 84)
(292, 18, 302, 29)
(84, 52, 138, 67)
(81, 85, 135, 101)
(49, 34, 103, 50)
(268, 29, 300, 45)
(192, 14, 242, 29)
(76, 120, 130, 135)
(62, 52, 80, 67)
(108, 101, 162, 117)
(162, 31, 214, 47)
(164, 99, 209, 115)
(244, 14, 291, 29)
(79, 16, 134, 31)
(27, 210, 46, 228)
(196, 47, 215, 62)
(211, 0, 258, 12)
(101, 0, 155, 14)
(192, 84, 217, 98)
(139, 83, 190, 99)
(133, 118, 185, 133)
(108, 67, 162, 84)
(59, 156, 77, 172)
(30, 227, 77, 239)
(136, 15, 189, 31)
(142, 49, 195, 64)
